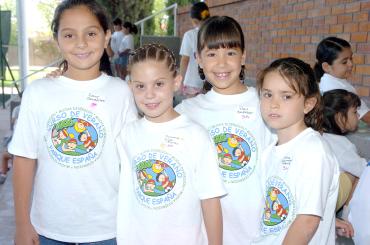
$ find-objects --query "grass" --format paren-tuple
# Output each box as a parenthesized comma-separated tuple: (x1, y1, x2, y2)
(1, 66, 58, 87)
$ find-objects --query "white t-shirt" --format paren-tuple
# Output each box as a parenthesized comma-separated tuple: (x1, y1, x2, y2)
(323, 133, 367, 177)
(179, 27, 203, 89)
(118, 34, 134, 53)
(254, 128, 339, 245)
(176, 87, 274, 245)
(110, 31, 124, 59)
(9, 74, 138, 242)
(349, 163, 370, 245)
(116, 115, 226, 245)
(320, 73, 369, 118)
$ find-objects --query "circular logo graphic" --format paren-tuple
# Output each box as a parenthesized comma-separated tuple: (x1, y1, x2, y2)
(133, 150, 185, 209)
(261, 176, 295, 236)
(51, 118, 98, 156)
(137, 160, 176, 197)
(263, 187, 289, 226)
(209, 123, 258, 183)
(215, 133, 251, 171)
(46, 107, 106, 168)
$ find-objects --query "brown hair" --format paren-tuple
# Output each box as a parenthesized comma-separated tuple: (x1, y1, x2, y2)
(257, 57, 323, 131)
(128, 43, 177, 77)
(197, 16, 245, 54)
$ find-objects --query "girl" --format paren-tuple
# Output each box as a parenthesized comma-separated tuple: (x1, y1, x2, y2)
(322, 89, 369, 240)
(9, 0, 137, 244)
(176, 16, 274, 244)
(118, 21, 137, 80)
(179, 2, 210, 97)
(116, 43, 226, 245)
(322, 89, 367, 212)
(254, 57, 339, 244)
(314, 36, 370, 124)
(348, 161, 370, 244)
(110, 17, 124, 77)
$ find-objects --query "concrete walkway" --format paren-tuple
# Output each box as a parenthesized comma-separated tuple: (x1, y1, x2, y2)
(0, 107, 15, 244)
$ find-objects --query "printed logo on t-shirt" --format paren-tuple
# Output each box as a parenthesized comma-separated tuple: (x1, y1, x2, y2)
(261, 176, 295, 236)
(209, 123, 257, 183)
(46, 107, 106, 168)
(133, 150, 185, 209)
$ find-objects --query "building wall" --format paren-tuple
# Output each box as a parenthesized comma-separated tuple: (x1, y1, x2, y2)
(177, 0, 370, 98)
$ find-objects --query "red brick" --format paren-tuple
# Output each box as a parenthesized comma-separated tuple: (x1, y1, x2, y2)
(356, 65, 370, 76)
(353, 11, 368, 22)
(336, 33, 351, 42)
(302, 1, 314, 10)
(338, 14, 353, 24)
(344, 23, 359, 33)
(356, 86, 370, 97)
(301, 36, 311, 43)
(363, 76, 370, 86)
(351, 32, 368, 42)
(295, 28, 305, 35)
(345, 2, 361, 13)
(325, 16, 337, 25)
(291, 36, 301, 43)
(296, 10, 307, 19)
(359, 22, 370, 32)
(330, 24, 343, 33)
(293, 3, 303, 11)
(302, 19, 313, 27)
(332, 4, 345, 15)
(353, 54, 365, 65)
(361, 2, 370, 10)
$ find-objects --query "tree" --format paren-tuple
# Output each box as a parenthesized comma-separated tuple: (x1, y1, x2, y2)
(0, 0, 17, 45)
(97, 0, 154, 23)
(37, 0, 61, 34)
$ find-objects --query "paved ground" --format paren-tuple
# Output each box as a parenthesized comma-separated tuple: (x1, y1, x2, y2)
(0, 106, 15, 244)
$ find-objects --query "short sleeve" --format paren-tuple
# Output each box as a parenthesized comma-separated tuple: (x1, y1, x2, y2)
(8, 86, 40, 159)
(295, 144, 337, 218)
(358, 99, 369, 119)
(179, 30, 194, 57)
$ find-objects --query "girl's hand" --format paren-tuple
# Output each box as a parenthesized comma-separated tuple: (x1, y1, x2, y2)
(45, 68, 63, 78)
(336, 218, 354, 238)
(15, 223, 39, 245)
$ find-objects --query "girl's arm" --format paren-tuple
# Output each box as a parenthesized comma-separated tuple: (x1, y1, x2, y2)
(201, 197, 223, 245)
(13, 156, 39, 245)
(361, 111, 370, 125)
(282, 214, 320, 245)
(179, 55, 190, 82)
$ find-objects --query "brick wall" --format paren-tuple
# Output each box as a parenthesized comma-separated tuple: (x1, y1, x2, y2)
(177, 0, 370, 99)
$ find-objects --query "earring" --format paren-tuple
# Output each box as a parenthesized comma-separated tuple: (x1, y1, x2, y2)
(198, 66, 205, 80)
(239, 65, 245, 81)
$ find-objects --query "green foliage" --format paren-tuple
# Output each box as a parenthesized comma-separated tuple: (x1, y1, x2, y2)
(165, 0, 195, 36)
(0, 0, 17, 45)
(167, 0, 195, 6)
(97, 0, 154, 24)
(37, 0, 61, 34)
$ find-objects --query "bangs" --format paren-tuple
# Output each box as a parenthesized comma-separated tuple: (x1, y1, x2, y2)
(198, 16, 244, 53)
(202, 34, 243, 50)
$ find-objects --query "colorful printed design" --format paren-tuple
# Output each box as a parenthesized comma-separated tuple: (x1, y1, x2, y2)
(209, 123, 257, 183)
(46, 107, 106, 168)
(133, 150, 185, 209)
(261, 176, 295, 235)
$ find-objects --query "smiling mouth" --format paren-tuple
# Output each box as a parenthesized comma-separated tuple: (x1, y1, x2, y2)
(74, 52, 91, 59)
(145, 103, 160, 109)
(214, 72, 230, 79)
